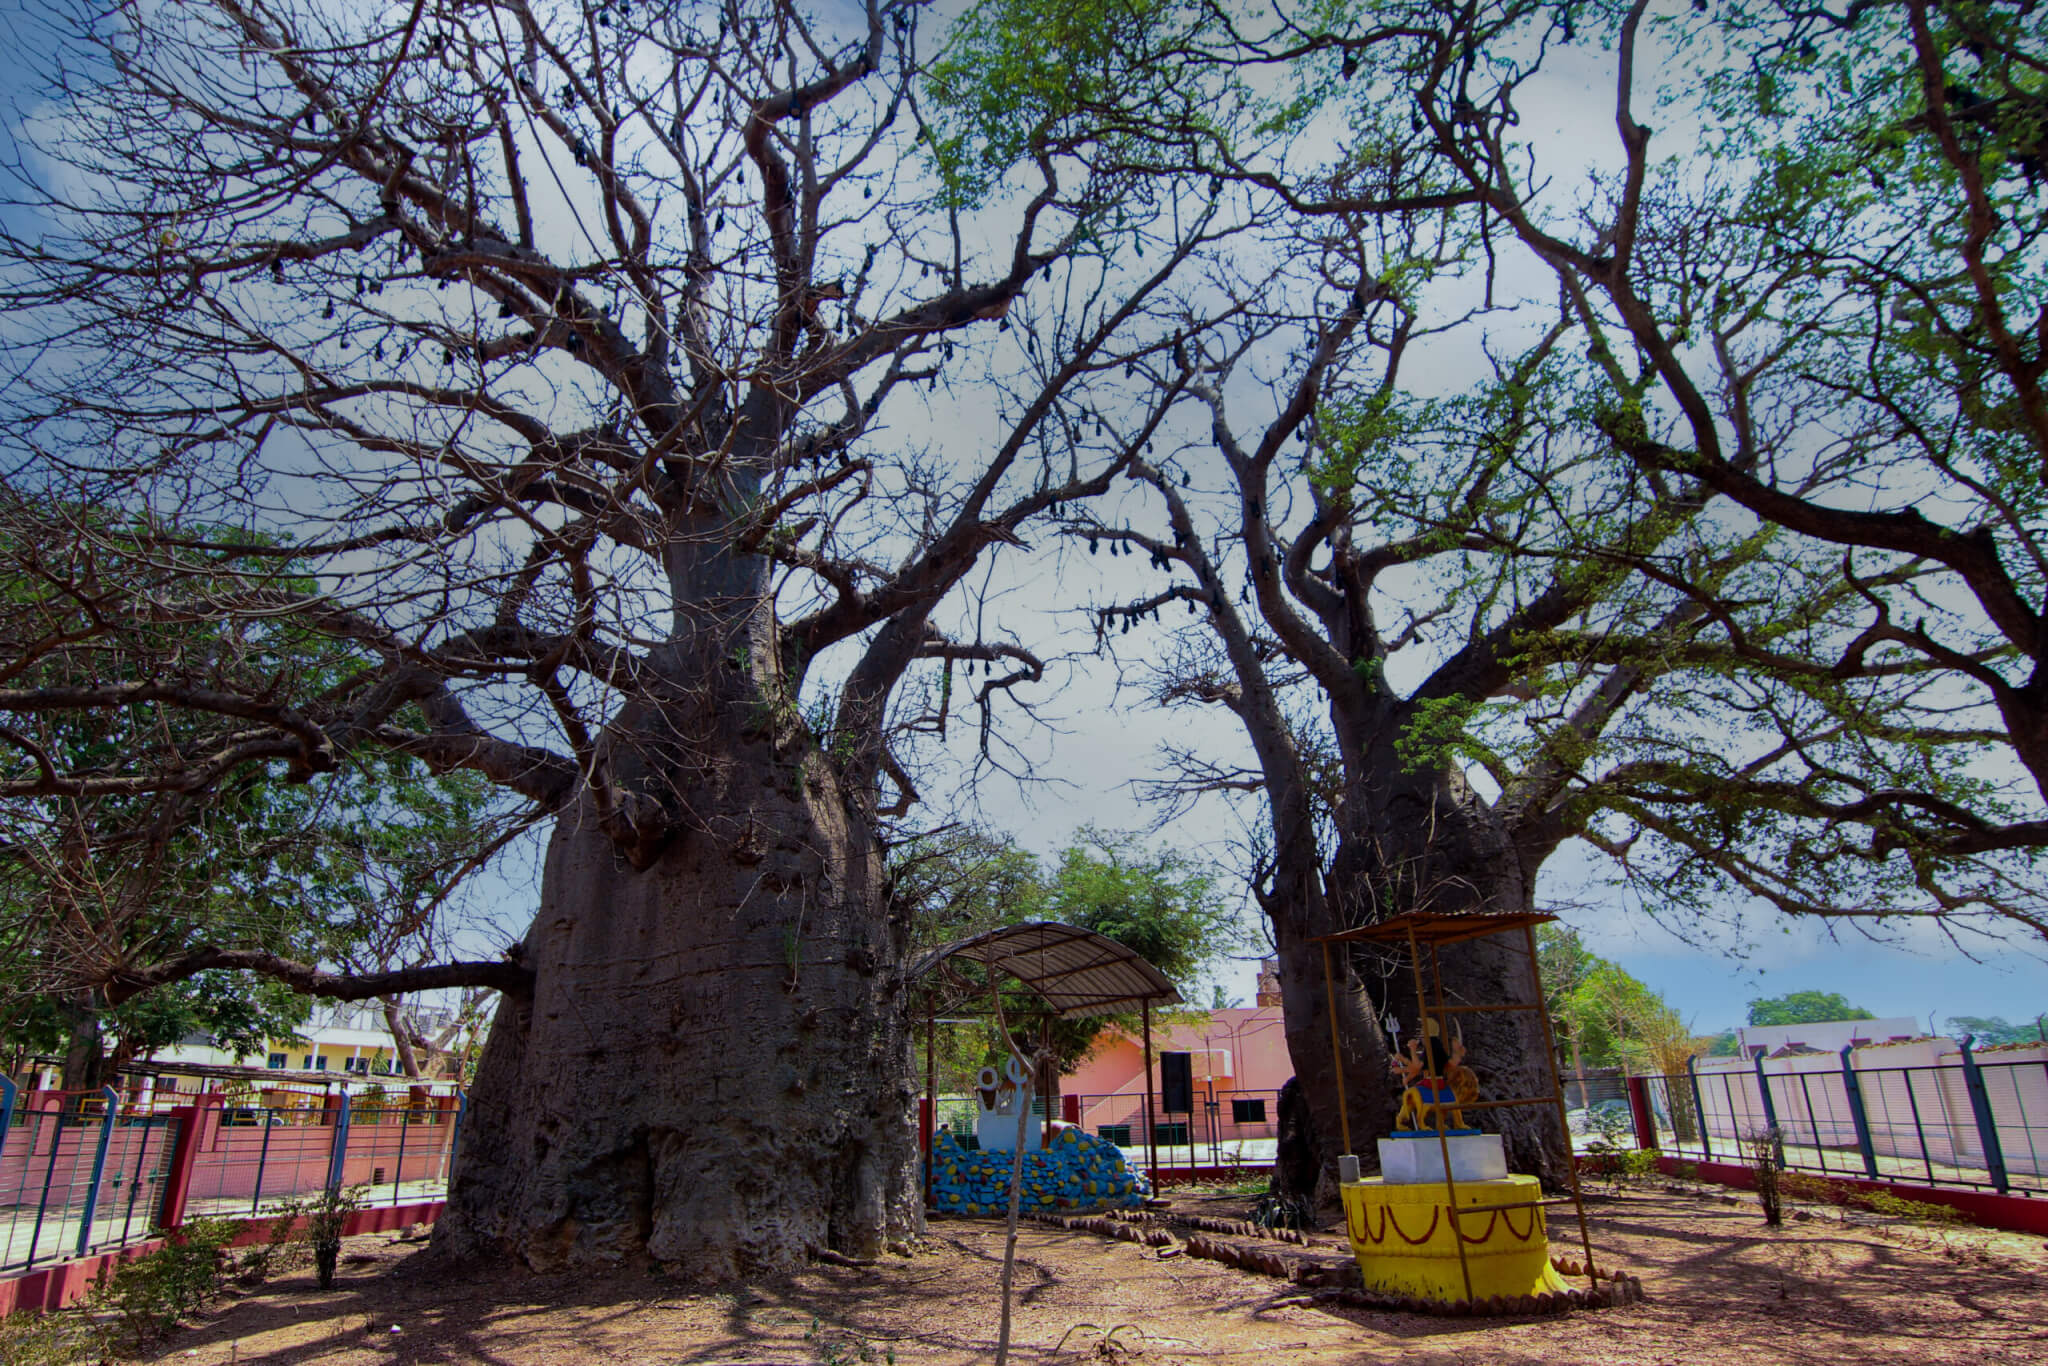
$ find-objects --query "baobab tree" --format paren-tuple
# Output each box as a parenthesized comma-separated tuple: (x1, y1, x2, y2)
(934, 0, 2048, 1196)
(0, 0, 1228, 1274)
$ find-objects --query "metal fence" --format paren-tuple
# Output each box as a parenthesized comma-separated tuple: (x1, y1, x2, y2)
(0, 1085, 175, 1274)
(0, 1078, 464, 1274)
(929, 1084, 1282, 1178)
(1631, 1047, 2048, 1196)
(1070, 1084, 1281, 1174)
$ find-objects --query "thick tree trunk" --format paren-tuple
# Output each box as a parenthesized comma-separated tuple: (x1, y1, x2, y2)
(432, 757, 916, 1276)
(431, 525, 918, 1278)
(58, 998, 105, 1094)
(1321, 753, 1568, 1185)
(1270, 913, 1396, 1202)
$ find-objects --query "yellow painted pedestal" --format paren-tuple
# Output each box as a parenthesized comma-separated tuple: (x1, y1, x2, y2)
(1341, 1174, 1570, 1305)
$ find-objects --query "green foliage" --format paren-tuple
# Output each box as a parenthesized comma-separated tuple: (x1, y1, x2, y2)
(1704, 1030, 1742, 1057)
(1946, 1015, 2046, 1047)
(896, 826, 1243, 1085)
(0, 510, 525, 1079)
(1748, 1127, 1785, 1228)
(271, 1183, 367, 1289)
(1577, 1143, 1658, 1184)
(924, 0, 1218, 208)
(1778, 1171, 1967, 1226)
(102, 1217, 244, 1344)
(1537, 926, 1695, 1074)
(1746, 992, 1874, 1027)
(0, 1306, 110, 1366)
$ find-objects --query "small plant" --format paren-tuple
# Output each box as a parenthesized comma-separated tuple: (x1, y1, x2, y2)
(1577, 1142, 1658, 1184)
(235, 1198, 313, 1284)
(102, 1217, 244, 1344)
(1586, 1101, 1633, 1145)
(277, 1184, 368, 1289)
(1746, 1127, 1784, 1228)
(1251, 1191, 1313, 1231)
(0, 1305, 111, 1366)
(1778, 1171, 1968, 1225)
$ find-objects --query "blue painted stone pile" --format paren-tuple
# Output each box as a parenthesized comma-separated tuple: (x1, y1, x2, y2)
(928, 1125, 1148, 1216)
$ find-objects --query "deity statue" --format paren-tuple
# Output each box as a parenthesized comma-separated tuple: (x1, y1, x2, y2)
(974, 1056, 1043, 1151)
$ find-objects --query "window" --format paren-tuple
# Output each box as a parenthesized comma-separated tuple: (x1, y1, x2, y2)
(1152, 1122, 1190, 1146)
(1231, 1098, 1267, 1124)
(301, 1055, 314, 1069)
(1096, 1125, 1132, 1146)
(266, 1053, 286, 1070)
(313, 1056, 328, 1071)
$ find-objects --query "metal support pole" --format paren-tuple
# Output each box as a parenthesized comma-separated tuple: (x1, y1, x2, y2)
(394, 1100, 410, 1203)
(0, 1075, 14, 1168)
(1796, 1072, 1826, 1174)
(325, 1091, 353, 1192)
(1142, 1001, 1158, 1187)
(1958, 1037, 2010, 1193)
(1686, 1056, 1713, 1161)
(1839, 1046, 1879, 1179)
(25, 1104, 63, 1267)
(251, 1105, 274, 1213)
(1320, 939, 1353, 1159)
(74, 1086, 119, 1258)
(449, 1090, 466, 1178)
(1399, 926, 1471, 1305)
(1521, 923, 1597, 1288)
(923, 998, 936, 1212)
(117, 1110, 157, 1243)
(1753, 1050, 1782, 1164)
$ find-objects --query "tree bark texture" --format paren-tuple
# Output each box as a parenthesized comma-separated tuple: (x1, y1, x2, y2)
(435, 780, 914, 1277)
(1320, 750, 1565, 1183)
(432, 539, 918, 1278)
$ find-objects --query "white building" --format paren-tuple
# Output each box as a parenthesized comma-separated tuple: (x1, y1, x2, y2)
(1734, 1016, 1921, 1057)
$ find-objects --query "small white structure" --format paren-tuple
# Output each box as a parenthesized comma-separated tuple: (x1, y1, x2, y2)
(974, 1057, 1043, 1152)
(1378, 1133, 1509, 1184)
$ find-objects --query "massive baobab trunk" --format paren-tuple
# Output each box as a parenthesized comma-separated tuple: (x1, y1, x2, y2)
(437, 791, 914, 1274)
(434, 531, 919, 1275)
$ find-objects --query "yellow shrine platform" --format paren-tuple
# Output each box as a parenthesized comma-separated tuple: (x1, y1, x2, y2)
(1341, 1173, 1572, 1305)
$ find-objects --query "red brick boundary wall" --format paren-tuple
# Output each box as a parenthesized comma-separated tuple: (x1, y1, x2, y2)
(0, 1200, 445, 1314)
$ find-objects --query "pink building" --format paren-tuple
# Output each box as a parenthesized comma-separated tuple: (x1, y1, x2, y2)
(1060, 964, 1295, 1155)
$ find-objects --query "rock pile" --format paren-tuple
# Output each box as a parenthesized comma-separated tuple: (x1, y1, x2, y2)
(928, 1126, 1148, 1215)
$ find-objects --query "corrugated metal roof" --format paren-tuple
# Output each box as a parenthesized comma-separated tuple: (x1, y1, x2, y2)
(909, 922, 1181, 1019)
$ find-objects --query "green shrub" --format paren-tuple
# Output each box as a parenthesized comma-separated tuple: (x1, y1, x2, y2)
(0, 1305, 111, 1366)
(1577, 1142, 1658, 1183)
(1778, 1171, 1967, 1225)
(1746, 1128, 1784, 1228)
(102, 1217, 244, 1344)
(274, 1184, 369, 1289)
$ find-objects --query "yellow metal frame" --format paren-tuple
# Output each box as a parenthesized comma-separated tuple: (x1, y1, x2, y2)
(1315, 912, 1599, 1306)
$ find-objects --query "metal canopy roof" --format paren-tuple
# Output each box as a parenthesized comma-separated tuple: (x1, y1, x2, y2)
(909, 921, 1182, 1019)
(1311, 910, 1556, 948)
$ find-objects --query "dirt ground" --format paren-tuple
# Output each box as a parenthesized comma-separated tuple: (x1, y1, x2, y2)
(132, 1181, 2048, 1365)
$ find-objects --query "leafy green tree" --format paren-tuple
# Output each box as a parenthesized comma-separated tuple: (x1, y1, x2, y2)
(0, 518, 530, 1087)
(931, 0, 2048, 1198)
(899, 827, 1241, 1100)
(1704, 1031, 1743, 1058)
(1537, 927, 1695, 1075)
(1946, 1016, 2047, 1047)
(1747, 992, 1877, 1028)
